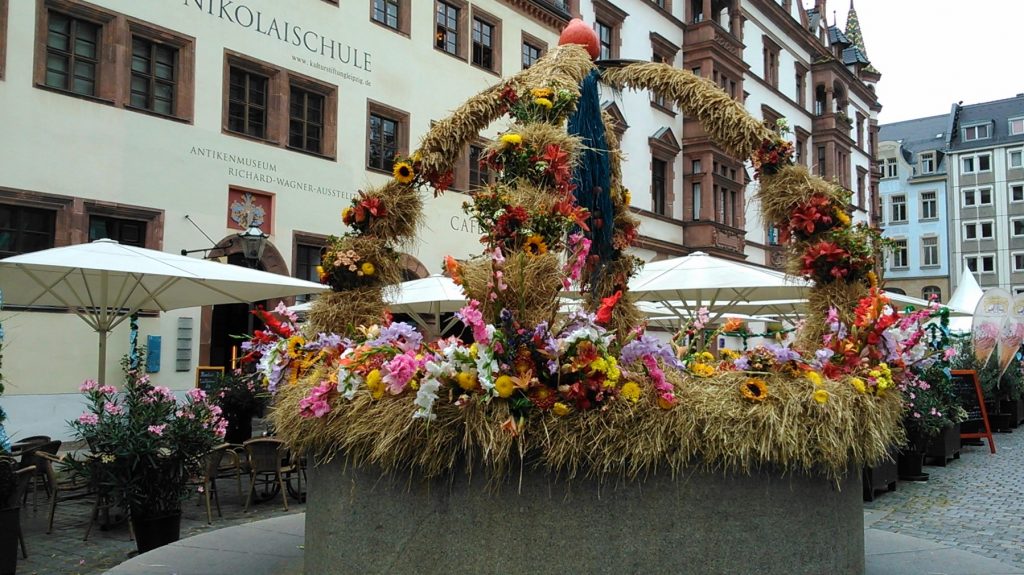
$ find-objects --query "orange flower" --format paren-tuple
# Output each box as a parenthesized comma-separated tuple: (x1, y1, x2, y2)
(722, 318, 744, 333)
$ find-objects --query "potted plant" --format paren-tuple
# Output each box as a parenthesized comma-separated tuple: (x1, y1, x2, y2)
(62, 360, 226, 553)
(207, 371, 269, 444)
(0, 457, 18, 575)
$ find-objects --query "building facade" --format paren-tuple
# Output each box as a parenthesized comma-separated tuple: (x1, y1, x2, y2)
(947, 94, 1024, 294)
(877, 115, 951, 301)
(0, 0, 880, 438)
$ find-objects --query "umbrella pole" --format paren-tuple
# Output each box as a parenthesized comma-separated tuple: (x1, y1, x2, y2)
(98, 328, 109, 386)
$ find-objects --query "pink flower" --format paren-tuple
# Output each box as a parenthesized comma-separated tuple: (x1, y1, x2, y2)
(186, 388, 207, 402)
(77, 413, 99, 425)
(79, 380, 98, 393)
(103, 402, 123, 415)
(382, 352, 420, 395)
(943, 347, 957, 361)
(151, 386, 176, 402)
(147, 424, 167, 436)
(299, 380, 336, 419)
(456, 300, 491, 345)
(98, 385, 117, 395)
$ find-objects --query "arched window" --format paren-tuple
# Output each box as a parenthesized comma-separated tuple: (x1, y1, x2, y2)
(922, 286, 941, 302)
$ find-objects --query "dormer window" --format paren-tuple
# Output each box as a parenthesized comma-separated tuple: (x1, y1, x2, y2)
(963, 124, 990, 141)
(919, 151, 935, 174)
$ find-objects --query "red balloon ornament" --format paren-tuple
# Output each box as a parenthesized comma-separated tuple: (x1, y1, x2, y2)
(558, 18, 600, 60)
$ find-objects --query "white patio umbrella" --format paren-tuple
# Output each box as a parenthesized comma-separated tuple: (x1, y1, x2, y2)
(627, 252, 811, 322)
(945, 268, 983, 333)
(0, 239, 330, 384)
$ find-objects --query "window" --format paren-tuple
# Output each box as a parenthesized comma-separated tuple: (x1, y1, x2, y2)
(962, 187, 993, 207)
(224, 52, 337, 158)
(922, 286, 941, 302)
(963, 124, 990, 141)
(767, 225, 780, 246)
(372, 0, 400, 30)
(228, 66, 269, 139)
(1011, 118, 1024, 136)
(45, 11, 100, 96)
(652, 158, 667, 215)
(817, 146, 826, 176)
(369, 113, 399, 171)
(522, 40, 541, 69)
(762, 36, 779, 88)
(691, 183, 701, 220)
(883, 158, 897, 178)
(963, 221, 994, 240)
(1009, 149, 1023, 169)
(921, 236, 939, 267)
(961, 153, 991, 173)
(289, 86, 325, 154)
(890, 239, 908, 269)
(965, 255, 995, 274)
(1013, 218, 1024, 237)
(920, 191, 937, 219)
(468, 144, 491, 190)
(471, 14, 498, 72)
(294, 239, 326, 303)
(1014, 253, 1024, 273)
(128, 36, 178, 116)
(89, 215, 146, 247)
(1012, 183, 1024, 202)
(890, 195, 907, 223)
(596, 21, 613, 60)
(919, 151, 935, 174)
(794, 64, 807, 107)
(0, 204, 56, 258)
(435, 1, 460, 56)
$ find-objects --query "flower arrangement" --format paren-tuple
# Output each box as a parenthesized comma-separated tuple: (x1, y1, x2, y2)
(316, 237, 396, 291)
(751, 138, 794, 178)
(797, 224, 884, 285)
(341, 191, 388, 236)
(62, 361, 226, 521)
(463, 188, 588, 256)
(499, 84, 578, 126)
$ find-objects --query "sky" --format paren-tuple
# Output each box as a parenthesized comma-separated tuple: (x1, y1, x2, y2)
(810, 0, 1024, 125)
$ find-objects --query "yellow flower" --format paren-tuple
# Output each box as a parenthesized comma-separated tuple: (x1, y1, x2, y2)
(813, 389, 829, 404)
(620, 381, 641, 403)
(590, 357, 608, 373)
(834, 207, 852, 227)
(469, 343, 479, 358)
(365, 369, 385, 399)
(500, 133, 523, 146)
(622, 188, 632, 205)
(850, 377, 867, 394)
(657, 395, 676, 410)
(360, 262, 375, 276)
(392, 161, 415, 184)
(534, 97, 553, 109)
(698, 351, 715, 363)
(530, 87, 554, 99)
(456, 371, 479, 391)
(741, 378, 769, 402)
(867, 270, 879, 289)
(806, 371, 823, 387)
(606, 358, 621, 382)
(286, 336, 306, 358)
(552, 402, 570, 417)
(341, 207, 354, 222)
(101, 454, 116, 464)
(719, 348, 739, 360)
(689, 362, 715, 378)
(524, 235, 548, 256)
(494, 375, 515, 398)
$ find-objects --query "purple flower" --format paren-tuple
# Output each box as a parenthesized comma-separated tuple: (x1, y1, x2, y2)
(733, 356, 751, 371)
(369, 322, 423, 351)
(811, 348, 834, 369)
(620, 335, 684, 369)
(766, 343, 801, 363)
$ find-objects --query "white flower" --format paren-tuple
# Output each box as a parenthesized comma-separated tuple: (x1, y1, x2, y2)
(412, 379, 442, 421)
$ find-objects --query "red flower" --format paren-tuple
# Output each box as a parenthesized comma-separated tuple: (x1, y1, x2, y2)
(361, 196, 386, 218)
(540, 144, 572, 192)
(499, 84, 519, 106)
(426, 170, 455, 197)
(595, 290, 623, 326)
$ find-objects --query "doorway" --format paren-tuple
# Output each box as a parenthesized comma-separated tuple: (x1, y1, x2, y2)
(209, 253, 266, 369)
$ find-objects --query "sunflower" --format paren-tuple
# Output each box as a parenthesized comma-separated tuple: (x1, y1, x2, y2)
(741, 378, 769, 402)
(534, 97, 553, 109)
(813, 389, 829, 404)
(689, 362, 715, 378)
(360, 262, 375, 276)
(530, 87, 554, 99)
(392, 161, 415, 184)
(286, 336, 306, 358)
(524, 235, 548, 256)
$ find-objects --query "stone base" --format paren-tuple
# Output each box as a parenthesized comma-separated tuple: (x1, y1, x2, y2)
(306, 458, 864, 575)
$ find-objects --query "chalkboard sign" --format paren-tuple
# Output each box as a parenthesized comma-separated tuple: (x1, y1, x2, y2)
(950, 369, 996, 454)
(195, 366, 225, 392)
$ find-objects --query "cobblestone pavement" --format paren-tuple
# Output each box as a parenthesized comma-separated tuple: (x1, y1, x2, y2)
(13, 463, 305, 575)
(864, 426, 1024, 570)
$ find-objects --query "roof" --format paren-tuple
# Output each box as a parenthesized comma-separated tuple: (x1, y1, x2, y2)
(844, 0, 878, 73)
(841, 47, 870, 66)
(879, 114, 951, 174)
(827, 26, 851, 46)
(949, 94, 1024, 151)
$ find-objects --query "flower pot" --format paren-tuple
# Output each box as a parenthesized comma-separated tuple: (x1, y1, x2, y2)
(862, 450, 898, 502)
(131, 511, 182, 554)
(306, 459, 866, 575)
(0, 507, 19, 575)
(898, 423, 929, 481)
(925, 422, 961, 466)
(1000, 397, 1024, 427)
(224, 412, 254, 445)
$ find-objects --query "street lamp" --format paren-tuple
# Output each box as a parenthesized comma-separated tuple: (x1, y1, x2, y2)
(237, 225, 268, 268)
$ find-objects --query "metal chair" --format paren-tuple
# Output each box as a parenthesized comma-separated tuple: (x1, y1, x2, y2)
(35, 452, 109, 540)
(189, 444, 243, 523)
(242, 438, 297, 512)
(19, 439, 61, 512)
